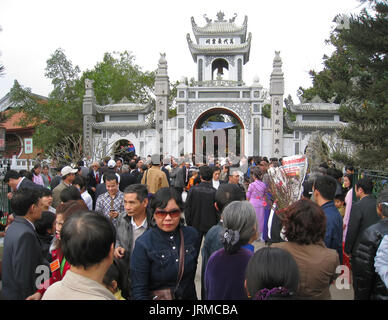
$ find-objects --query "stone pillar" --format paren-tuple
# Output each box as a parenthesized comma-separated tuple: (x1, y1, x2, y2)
(83, 79, 96, 161)
(269, 51, 284, 158)
(154, 53, 170, 157)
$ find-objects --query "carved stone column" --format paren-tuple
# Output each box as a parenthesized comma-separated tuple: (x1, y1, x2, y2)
(154, 53, 170, 157)
(270, 51, 284, 158)
(83, 79, 96, 160)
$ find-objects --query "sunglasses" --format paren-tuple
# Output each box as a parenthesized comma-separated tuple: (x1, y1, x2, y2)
(154, 209, 181, 219)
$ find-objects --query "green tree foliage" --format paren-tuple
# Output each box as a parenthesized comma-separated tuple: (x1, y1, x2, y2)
(299, 0, 388, 169)
(9, 48, 83, 154)
(81, 51, 155, 105)
(8, 48, 156, 160)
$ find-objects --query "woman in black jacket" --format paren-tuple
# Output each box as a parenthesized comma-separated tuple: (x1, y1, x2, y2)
(353, 188, 388, 300)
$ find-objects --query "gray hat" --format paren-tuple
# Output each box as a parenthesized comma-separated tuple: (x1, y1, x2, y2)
(151, 154, 161, 165)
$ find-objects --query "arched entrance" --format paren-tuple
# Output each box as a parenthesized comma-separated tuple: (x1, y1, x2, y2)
(193, 108, 244, 164)
(112, 139, 136, 163)
(211, 58, 229, 80)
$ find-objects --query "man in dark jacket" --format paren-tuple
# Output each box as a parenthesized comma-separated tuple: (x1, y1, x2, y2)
(4, 170, 43, 199)
(114, 184, 153, 299)
(174, 160, 187, 194)
(185, 165, 217, 249)
(2, 189, 48, 300)
(352, 188, 388, 300)
(119, 161, 137, 192)
(86, 161, 101, 209)
(345, 177, 380, 260)
(313, 175, 343, 264)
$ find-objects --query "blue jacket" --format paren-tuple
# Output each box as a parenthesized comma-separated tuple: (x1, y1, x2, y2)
(130, 224, 199, 300)
(321, 201, 343, 264)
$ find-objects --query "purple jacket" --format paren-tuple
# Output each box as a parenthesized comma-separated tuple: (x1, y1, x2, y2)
(205, 247, 253, 300)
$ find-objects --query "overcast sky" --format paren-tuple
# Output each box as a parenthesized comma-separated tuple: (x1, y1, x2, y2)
(0, 0, 362, 102)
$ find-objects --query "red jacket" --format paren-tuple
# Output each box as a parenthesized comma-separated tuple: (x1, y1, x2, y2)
(37, 248, 71, 297)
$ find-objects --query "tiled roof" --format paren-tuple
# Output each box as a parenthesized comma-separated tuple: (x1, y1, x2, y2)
(0, 92, 48, 113)
(191, 15, 248, 40)
(286, 120, 346, 131)
(92, 122, 149, 131)
(288, 103, 340, 114)
(96, 103, 152, 114)
(0, 110, 36, 130)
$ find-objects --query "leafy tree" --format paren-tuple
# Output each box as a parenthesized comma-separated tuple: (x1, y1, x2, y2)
(299, 0, 388, 169)
(81, 51, 155, 105)
(262, 104, 271, 118)
(9, 48, 83, 157)
(7, 49, 157, 162)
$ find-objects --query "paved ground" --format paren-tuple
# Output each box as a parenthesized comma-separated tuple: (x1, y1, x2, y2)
(195, 240, 354, 300)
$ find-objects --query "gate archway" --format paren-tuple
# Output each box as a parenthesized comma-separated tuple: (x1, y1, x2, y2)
(192, 107, 244, 164)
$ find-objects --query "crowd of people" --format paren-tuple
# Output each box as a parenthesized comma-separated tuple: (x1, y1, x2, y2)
(0, 153, 387, 301)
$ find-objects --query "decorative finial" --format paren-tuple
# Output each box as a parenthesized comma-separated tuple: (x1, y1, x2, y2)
(120, 96, 130, 103)
(85, 79, 94, 89)
(159, 53, 167, 64)
(203, 14, 212, 24)
(273, 51, 282, 67)
(216, 11, 226, 22)
(191, 16, 197, 27)
(229, 13, 237, 23)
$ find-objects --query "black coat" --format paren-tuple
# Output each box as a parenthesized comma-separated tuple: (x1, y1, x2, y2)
(18, 177, 44, 191)
(95, 183, 107, 200)
(119, 171, 137, 192)
(2, 217, 48, 300)
(185, 181, 218, 233)
(131, 169, 143, 184)
(353, 218, 388, 300)
(161, 166, 171, 186)
(87, 169, 101, 190)
(345, 195, 381, 256)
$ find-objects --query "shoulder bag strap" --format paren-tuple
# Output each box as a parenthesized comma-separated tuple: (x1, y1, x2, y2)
(175, 228, 185, 292)
(145, 169, 148, 185)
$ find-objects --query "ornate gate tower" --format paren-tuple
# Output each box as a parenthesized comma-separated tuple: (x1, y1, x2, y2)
(174, 11, 267, 160)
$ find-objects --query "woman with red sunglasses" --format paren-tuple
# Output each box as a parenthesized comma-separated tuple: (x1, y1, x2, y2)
(130, 187, 200, 300)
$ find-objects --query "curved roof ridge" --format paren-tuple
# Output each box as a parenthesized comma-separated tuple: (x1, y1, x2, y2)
(96, 103, 152, 114)
(191, 14, 248, 40)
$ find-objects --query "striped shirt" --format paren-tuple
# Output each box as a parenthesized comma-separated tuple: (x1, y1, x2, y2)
(95, 191, 124, 228)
